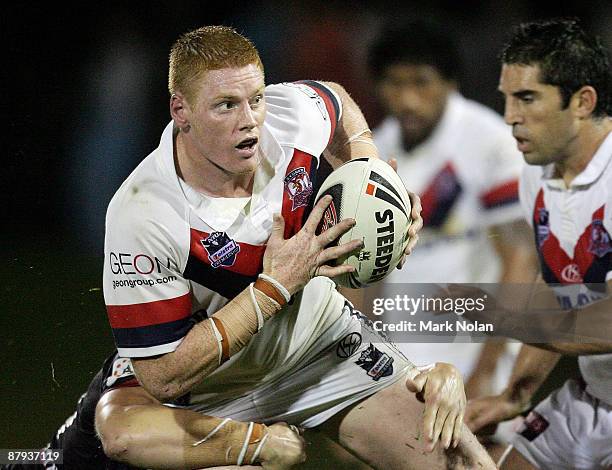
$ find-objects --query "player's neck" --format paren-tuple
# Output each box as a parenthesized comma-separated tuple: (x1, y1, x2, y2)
(174, 133, 255, 198)
(555, 118, 612, 187)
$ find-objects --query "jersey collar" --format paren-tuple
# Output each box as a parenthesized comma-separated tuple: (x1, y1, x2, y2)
(158, 120, 285, 231)
(542, 130, 612, 189)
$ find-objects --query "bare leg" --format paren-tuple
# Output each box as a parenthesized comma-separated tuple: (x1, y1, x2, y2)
(500, 448, 537, 470)
(319, 379, 496, 470)
(297, 429, 373, 470)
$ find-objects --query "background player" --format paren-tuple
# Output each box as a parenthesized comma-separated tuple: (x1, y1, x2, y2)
(100, 25, 496, 469)
(461, 19, 612, 469)
(365, 20, 536, 404)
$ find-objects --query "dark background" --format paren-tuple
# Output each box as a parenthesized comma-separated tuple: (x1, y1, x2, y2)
(3, 0, 610, 448)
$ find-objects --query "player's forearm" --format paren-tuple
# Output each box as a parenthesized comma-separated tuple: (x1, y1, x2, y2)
(98, 397, 265, 468)
(133, 285, 283, 401)
(322, 82, 379, 165)
(471, 340, 506, 376)
(132, 320, 225, 402)
(489, 302, 612, 354)
(501, 344, 560, 410)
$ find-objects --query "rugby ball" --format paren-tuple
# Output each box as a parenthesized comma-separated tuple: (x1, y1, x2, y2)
(315, 158, 412, 288)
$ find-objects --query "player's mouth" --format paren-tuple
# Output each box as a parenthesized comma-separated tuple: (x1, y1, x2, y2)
(235, 137, 259, 157)
(514, 136, 530, 153)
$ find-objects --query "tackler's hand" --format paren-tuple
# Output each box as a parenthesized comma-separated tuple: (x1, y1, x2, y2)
(388, 158, 423, 269)
(406, 363, 466, 452)
(260, 422, 306, 470)
(465, 392, 526, 436)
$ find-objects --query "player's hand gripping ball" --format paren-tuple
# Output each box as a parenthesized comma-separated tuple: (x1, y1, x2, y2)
(315, 158, 412, 288)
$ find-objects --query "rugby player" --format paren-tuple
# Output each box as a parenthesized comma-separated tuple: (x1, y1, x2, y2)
(93, 25, 496, 469)
(461, 19, 612, 469)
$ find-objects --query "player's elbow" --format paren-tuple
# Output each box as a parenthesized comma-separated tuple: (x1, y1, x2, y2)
(96, 404, 134, 462)
(100, 429, 131, 462)
(131, 358, 185, 402)
(145, 380, 182, 402)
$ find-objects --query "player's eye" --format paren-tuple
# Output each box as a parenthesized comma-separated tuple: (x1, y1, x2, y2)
(520, 94, 534, 104)
(250, 95, 264, 107)
(217, 101, 237, 111)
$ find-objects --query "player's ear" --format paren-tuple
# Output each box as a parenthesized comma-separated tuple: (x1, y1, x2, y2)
(170, 91, 191, 131)
(571, 85, 597, 119)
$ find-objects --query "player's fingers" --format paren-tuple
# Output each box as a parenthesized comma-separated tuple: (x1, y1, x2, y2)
(406, 372, 427, 394)
(422, 401, 439, 451)
(441, 409, 456, 449)
(431, 405, 450, 451)
(405, 233, 419, 254)
(318, 240, 363, 264)
(407, 192, 423, 236)
(396, 253, 407, 269)
(303, 195, 333, 233)
(268, 214, 286, 244)
(317, 217, 355, 246)
(408, 191, 422, 214)
(452, 413, 463, 448)
(316, 263, 356, 279)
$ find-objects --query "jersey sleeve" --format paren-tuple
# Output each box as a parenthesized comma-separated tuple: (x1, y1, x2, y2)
(477, 129, 524, 227)
(103, 190, 192, 358)
(264, 81, 342, 158)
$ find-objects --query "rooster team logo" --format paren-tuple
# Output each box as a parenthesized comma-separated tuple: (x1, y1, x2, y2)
(588, 220, 612, 258)
(355, 344, 394, 381)
(201, 232, 240, 268)
(284, 167, 313, 210)
(536, 208, 550, 248)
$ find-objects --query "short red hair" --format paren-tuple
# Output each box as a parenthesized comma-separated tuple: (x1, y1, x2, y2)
(168, 25, 264, 105)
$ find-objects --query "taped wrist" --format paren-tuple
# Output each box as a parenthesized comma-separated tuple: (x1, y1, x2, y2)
(210, 284, 283, 361)
(190, 417, 268, 466)
(255, 273, 290, 305)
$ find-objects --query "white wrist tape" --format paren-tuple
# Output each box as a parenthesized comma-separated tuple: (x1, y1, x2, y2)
(208, 318, 225, 365)
(191, 418, 231, 447)
(347, 138, 377, 147)
(344, 128, 372, 146)
(237, 421, 254, 466)
(250, 433, 269, 464)
(249, 283, 265, 331)
(258, 273, 291, 303)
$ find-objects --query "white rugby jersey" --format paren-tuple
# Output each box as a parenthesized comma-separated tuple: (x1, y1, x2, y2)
(375, 92, 524, 283)
(520, 130, 612, 405)
(103, 81, 342, 358)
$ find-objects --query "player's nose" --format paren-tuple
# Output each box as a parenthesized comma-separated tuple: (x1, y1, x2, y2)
(503, 100, 522, 126)
(397, 87, 422, 114)
(238, 102, 258, 130)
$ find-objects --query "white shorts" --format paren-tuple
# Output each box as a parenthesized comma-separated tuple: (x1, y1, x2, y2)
(512, 379, 612, 470)
(185, 292, 416, 428)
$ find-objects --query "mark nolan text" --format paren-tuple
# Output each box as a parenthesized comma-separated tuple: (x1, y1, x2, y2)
(421, 320, 493, 333)
(373, 319, 494, 333)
